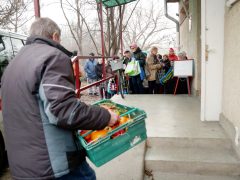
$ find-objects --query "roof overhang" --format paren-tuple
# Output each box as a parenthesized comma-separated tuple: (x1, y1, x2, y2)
(167, 0, 179, 3)
(96, 0, 137, 8)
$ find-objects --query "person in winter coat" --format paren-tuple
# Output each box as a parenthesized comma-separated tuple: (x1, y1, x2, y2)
(168, 48, 178, 62)
(84, 52, 98, 95)
(95, 58, 103, 80)
(1, 18, 119, 180)
(146, 46, 162, 94)
(178, 51, 188, 60)
(122, 50, 132, 66)
(121, 50, 134, 93)
(159, 54, 172, 94)
(95, 59, 107, 99)
(130, 43, 146, 94)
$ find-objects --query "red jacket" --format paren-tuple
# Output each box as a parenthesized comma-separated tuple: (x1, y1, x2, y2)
(168, 54, 178, 61)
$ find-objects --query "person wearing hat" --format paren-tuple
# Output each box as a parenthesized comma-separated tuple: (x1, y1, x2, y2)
(129, 43, 146, 94)
(168, 48, 178, 61)
(84, 52, 98, 95)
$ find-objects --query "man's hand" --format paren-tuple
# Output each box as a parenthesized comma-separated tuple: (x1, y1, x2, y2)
(108, 110, 119, 126)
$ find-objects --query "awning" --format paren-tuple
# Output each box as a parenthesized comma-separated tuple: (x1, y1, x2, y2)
(96, 0, 137, 8)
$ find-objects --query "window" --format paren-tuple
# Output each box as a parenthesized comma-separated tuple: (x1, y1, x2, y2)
(0, 36, 13, 81)
(10, 38, 24, 56)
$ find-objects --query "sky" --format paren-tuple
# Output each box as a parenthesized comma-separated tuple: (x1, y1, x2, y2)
(39, 0, 179, 27)
(23, 0, 179, 53)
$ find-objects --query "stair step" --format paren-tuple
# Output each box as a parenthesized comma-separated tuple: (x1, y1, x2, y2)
(145, 146, 240, 176)
(144, 172, 240, 180)
(147, 137, 232, 150)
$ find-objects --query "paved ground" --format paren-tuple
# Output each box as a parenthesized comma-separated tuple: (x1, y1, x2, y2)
(112, 94, 226, 139)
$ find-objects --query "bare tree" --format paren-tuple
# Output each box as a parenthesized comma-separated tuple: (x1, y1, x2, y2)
(59, 0, 140, 56)
(0, 0, 33, 32)
(124, 1, 175, 51)
(0, 0, 16, 27)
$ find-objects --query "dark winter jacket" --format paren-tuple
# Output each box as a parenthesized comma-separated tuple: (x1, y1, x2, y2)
(160, 59, 171, 72)
(95, 63, 103, 80)
(122, 56, 131, 65)
(1, 36, 110, 179)
(132, 47, 146, 68)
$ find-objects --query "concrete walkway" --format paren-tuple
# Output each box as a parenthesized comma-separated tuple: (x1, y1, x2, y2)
(88, 95, 240, 180)
(112, 94, 226, 139)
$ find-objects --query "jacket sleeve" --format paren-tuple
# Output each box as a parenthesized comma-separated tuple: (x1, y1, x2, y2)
(84, 61, 90, 75)
(39, 51, 110, 130)
(147, 57, 161, 70)
(149, 64, 161, 70)
(137, 52, 146, 67)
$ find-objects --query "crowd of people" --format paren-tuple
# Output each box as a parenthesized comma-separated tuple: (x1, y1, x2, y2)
(82, 43, 189, 97)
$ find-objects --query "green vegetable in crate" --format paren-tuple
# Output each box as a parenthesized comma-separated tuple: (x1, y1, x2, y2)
(100, 103, 127, 115)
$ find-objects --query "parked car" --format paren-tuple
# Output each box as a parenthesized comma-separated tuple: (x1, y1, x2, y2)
(0, 29, 27, 171)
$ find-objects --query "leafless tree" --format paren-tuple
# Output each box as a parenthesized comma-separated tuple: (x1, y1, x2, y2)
(60, 0, 86, 55)
(0, 0, 16, 27)
(96, 1, 140, 56)
(0, 0, 33, 32)
(124, 1, 175, 51)
(60, 0, 140, 56)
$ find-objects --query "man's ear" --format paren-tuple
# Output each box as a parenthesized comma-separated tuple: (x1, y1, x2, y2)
(52, 32, 60, 43)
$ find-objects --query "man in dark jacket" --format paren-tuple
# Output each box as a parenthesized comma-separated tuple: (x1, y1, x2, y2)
(1, 18, 118, 180)
(130, 43, 146, 94)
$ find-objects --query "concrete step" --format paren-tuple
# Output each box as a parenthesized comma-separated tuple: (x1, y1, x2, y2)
(90, 142, 146, 180)
(147, 137, 233, 150)
(144, 172, 240, 180)
(145, 145, 240, 176)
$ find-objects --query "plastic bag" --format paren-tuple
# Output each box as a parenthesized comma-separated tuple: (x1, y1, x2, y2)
(125, 59, 141, 76)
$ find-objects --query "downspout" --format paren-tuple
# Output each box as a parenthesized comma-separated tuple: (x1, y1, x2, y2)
(164, 0, 180, 51)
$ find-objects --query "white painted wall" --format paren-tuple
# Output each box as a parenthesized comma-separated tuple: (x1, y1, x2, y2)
(201, 0, 225, 121)
(222, 1, 240, 155)
(179, 0, 201, 95)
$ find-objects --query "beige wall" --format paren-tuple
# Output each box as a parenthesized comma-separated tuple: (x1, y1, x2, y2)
(222, 1, 240, 154)
(179, 0, 201, 95)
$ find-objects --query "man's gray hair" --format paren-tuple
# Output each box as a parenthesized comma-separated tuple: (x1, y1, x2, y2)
(29, 17, 61, 39)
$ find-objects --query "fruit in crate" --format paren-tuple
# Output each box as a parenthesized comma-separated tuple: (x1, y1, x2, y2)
(100, 103, 128, 115)
(90, 129, 108, 141)
(119, 116, 130, 125)
(111, 129, 126, 139)
(79, 130, 91, 141)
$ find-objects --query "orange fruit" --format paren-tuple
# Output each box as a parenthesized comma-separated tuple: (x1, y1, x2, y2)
(80, 130, 92, 141)
(119, 116, 129, 125)
(90, 129, 108, 141)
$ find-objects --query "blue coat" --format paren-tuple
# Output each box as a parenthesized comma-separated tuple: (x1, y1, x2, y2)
(84, 59, 97, 79)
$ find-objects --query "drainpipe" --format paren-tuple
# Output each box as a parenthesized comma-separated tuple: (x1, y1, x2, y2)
(164, 0, 180, 51)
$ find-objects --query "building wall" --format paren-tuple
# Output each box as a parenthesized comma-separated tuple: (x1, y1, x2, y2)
(179, 0, 201, 95)
(221, 1, 240, 156)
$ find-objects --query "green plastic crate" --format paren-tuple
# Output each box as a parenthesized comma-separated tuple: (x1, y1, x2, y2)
(78, 100, 147, 167)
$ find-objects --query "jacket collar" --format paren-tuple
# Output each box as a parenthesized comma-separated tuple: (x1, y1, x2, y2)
(26, 35, 73, 57)
(134, 47, 142, 54)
